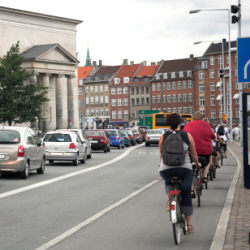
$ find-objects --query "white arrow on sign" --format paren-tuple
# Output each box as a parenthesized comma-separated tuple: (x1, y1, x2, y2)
(244, 60, 250, 79)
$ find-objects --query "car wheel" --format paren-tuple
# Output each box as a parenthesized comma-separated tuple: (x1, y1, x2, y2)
(118, 144, 121, 149)
(20, 161, 29, 179)
(49, 160, 54, 164)
(73, 154, 79, 166)
(121, 144, 125, 149)
(107, 146, 111, 152)
(80, 157, 86, 164)
(128, 143, 130, 147)
(104, 148, 107, 153)
(37, 158, 45, 174)
(87, 152, 92, 159)
(145, 143, 149, 147)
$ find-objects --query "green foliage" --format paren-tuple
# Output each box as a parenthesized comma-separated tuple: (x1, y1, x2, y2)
(0, 42, 49, 126)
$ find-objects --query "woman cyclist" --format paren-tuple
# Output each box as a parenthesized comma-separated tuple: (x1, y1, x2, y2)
(159, 113, 201, 234)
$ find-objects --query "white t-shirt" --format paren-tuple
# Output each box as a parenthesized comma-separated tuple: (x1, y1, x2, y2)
(234, 127, 239, 135)
(220, 127, 229, 142)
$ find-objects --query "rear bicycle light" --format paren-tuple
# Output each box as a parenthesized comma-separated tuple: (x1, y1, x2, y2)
(69, 143, 76, 149)
(18, 145, 25, 157)
(171, 204, 176, 210)
(170, 190, 179, 195)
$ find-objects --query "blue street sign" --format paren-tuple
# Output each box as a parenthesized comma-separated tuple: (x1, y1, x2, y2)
(238, 37, 250, 82)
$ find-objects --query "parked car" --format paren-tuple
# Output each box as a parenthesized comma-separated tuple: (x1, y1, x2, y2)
(0, 126, 45, 179)
(119, 130, 130, 147)
(145, 129, 164, 146)
(105, 129, 125, 149)
(85, 129, 110, 153)
(43, 131, 87, 166)
(57, 129, 92, 159)
(126, 129, 136, 146)
(126, 128, 143, 144)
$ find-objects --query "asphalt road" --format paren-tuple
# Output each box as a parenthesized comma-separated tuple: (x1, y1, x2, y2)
(0, 143, 236, 250)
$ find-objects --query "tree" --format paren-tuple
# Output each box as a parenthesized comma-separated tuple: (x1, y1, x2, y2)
(0, 42, 49, 126)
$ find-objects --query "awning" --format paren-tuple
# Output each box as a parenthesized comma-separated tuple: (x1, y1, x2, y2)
(216, 82, 222, 87)
(108, 121, 129, 125)
(233, 93, 239, 99)
(216, 95, 223, 100)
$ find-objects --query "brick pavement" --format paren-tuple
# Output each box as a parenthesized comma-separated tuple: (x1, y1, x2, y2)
(223, 141, 250, 250)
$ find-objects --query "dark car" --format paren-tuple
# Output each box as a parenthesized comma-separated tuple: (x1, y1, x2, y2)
(126, 128, 143, 144)
(85, 129, 110, 153)
(119, 130, 131, 147)
(126, 129, 136, 146)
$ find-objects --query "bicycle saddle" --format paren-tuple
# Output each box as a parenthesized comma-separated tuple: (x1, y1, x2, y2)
(168, 177, 183, 183)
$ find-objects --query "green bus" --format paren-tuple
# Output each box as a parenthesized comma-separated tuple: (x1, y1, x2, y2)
(139, 110, 160, 129)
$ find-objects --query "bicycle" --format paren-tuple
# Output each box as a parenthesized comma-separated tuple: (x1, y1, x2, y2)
(192, 163, 202, 207)
(168, 177, 187, 245)
(219, 144, 224, 166)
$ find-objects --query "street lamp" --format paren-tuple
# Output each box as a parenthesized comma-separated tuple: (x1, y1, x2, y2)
(190, 8, 233, 143)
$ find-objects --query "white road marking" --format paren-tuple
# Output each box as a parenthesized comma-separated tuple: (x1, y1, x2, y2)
(35, 179, 160, 250)
(0, 144, 144, 199)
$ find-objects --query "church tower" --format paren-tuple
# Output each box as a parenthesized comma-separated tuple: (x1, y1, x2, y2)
(85, 41, 92, 66)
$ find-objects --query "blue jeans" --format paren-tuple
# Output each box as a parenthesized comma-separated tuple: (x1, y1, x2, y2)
(160, 168, 193, 216)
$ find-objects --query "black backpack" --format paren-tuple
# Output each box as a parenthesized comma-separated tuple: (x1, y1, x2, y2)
(162, 131, 187, 166)
(217, 126, 225, 136)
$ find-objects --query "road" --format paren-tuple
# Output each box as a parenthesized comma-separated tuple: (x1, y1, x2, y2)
(0, 143, 236, 250)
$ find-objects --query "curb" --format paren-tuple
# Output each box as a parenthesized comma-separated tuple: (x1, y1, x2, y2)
(209, 146, 241, 250)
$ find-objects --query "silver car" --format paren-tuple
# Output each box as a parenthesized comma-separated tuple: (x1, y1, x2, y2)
(43, 131, 87, 166)
(0, 126, 45, 179)
(56, 129, 92, 159)
(145, 129, 164, 146)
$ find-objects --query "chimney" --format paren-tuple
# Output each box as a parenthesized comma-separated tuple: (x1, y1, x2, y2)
(99, 60, 102, 66)
(143, 61, 147, 66)
(151, 62, 156, 65)
(189, 54, 194, 60)
(130, 61, 134, 66)
(222, 38, 226, 43)
(93, 61, 97, 67)
(123, 59, 128, 65)
(157, 61, 161, 65)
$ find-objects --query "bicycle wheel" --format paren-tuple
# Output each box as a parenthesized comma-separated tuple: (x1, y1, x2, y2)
(213, 169, 216, 179)
(182, 214, 188, 235)
(171, 195, 181, 245)
(209, 169, 213, 181)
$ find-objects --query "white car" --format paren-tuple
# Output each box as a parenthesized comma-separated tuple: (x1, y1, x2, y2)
(43, 131, 87, 166)
(145, 129, 164, 146)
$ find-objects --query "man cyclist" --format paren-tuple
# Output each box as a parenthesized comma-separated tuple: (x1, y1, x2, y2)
(217, 124, 229, 158)
(184, 111, 216, 184)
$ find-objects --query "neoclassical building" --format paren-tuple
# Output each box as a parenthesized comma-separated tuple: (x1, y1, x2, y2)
(0, 6, 82, 131)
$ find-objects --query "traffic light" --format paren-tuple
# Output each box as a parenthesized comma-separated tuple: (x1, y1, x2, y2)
(231, 5, 240, 24)
(219, 69, 224, 78)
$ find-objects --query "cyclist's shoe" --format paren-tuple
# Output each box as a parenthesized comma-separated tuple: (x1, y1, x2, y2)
(216, 164, 220, 168)
(202, 177, 208, 183)
(166, 201, 170, 212)
(191, 190, 196, 199)
(187, 225, 194, 234)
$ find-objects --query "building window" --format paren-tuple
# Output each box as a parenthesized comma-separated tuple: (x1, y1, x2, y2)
(118, 99, 122, 106)
(199, 96, 205, 106)
(90, 86, 94, 93)
(146, 97, 149, 105)
(146, 86, 149, 93)
(152, 83, 156, 91)
(112, 99, 116, 107)
(210, 69, 215, 78)
(178, 107, 182, 114)
(105, 96, 108, 103)
(163, 95, 166, 103)
(124, 110, 129, 119)
(187, 71, 192, 77)
(105, 85, 108, 92)
(211, 110, 216, 119)
(86, 109, 89, 116)
(136, 87, 139, 94)
(111, 88, 116, 95)
(112, 111, 116, 119)
(173, 94, 176, 103)
(105, 108, 109, 116)
(236, 108, 239, 118)
(188, 80, 192, 89)
(226, 54, 229, 64)
(200, 110, 205, 116)
(90, 97, 94, 104)
(178, 81, 181, 90)
(91, 109, 94, 116)
(210, 95, 215, 106)
(78, 99, 82, 107)
(100, 85, 103, 92)
(173, 107, 177, 113)
(210, 56, 214, 65)
(118, 111, 122, 119)
(132, 110, 135, 118)
(124, 87, 128, 94)
(235, 67, 238, 77)
(85, 86, 89, 93)
(183, 81, 187, 89)
(189, 107, 193, 114)
(152, 96, 156, 103)
(157, 83, 161, 91)
(163, 82, 166, 91)
(218, 55, 222, 65)
(140, 87, 144, 94)
(210, 82, 215, 91)
(236, 96, 239, 105)
(124, 98, 128, 106)
(141, 98, 144, 105)
(131, 98, 135, 106)
(199, 83, 204, 92)
(100, 108, 104, 116)
(168, 108, 171, 112)
(183, 107, 187, 114)
(136, 98, 140, 105)
(167, 82, 171, 90)
(95, 96, 99, 104)
(86, 97, 89, 104)
(179, 71, 184, 77)
(100, 96, 103, 104)
(117, 88, 122, 94)
(167, 95, 171, 103)
(131, 87, 134, 95)
(172, 82, 176, 90)
(183, 94, 187, 102)
(201, 61, 208, 69)
(188, 93, 193, 102)
(95, 86, 98, 92)
(96, 109, 99, 116)
(235, 81, 239, 90)
(157, 95, 161, 103)
(199, 70, 204, 80)
(178, 94, 182, 102)
(78, 87, 82, 95)
(171, 72, 176, 78)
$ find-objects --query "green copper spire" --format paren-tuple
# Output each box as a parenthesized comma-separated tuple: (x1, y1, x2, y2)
(85, 41, 92, 66)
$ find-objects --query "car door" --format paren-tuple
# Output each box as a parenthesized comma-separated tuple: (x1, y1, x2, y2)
(76, 134, 84, 160)
(83, 132, 91, 155)
(26, 130, 38, 170)
(30, 129, 44, 169)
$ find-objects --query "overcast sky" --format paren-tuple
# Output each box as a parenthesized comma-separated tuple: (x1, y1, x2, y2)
(3, 0, 250, 66)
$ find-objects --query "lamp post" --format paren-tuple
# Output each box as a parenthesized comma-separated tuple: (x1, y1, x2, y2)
(190, 8, 233, 143)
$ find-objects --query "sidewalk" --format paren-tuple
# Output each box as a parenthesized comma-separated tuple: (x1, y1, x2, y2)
(223, 141, 250, 250)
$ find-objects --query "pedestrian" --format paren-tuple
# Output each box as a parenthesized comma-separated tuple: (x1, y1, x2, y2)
(234, 125, 239, 141)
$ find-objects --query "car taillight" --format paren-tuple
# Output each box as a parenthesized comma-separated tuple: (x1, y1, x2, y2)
(100, 140, 107, 143)
(146, 137, 150, 140)
(43, 143, 45, 148)
(129, 136, 133, 138)
(115, 136, 119, 140)
(18, 145, 25, 157)
(69, 143, 76, 149)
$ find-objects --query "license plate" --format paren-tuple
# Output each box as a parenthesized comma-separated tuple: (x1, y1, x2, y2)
(0, 155, 5, 159)
(50, 152, 63, 156)
(90, 141, 97, 143)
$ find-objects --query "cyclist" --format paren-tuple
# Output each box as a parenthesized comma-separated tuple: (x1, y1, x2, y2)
(184, 112, 216, 184)
(217, 124, 229, 158)
(159, 113, 201, 234)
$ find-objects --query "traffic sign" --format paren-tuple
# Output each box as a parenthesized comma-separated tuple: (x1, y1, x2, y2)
(237, 37, 250, 82)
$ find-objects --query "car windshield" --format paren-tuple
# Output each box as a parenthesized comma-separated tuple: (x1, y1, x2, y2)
(132, 129, 138, 133)
(147, 130, 163, 134)
(126, 131, 133, 136)
(120, 131, 128, 136)
(0, 130, 21, 144)
(85, 131, 104, 136)
(105, 131, 117, 136)
(43, 133, 72, 142)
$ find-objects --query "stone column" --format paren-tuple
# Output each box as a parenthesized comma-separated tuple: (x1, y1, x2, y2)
(56, 75, 65, 129)
(67, 75, 75, 128)
(30, 72, 39, 129)
(43, 73, 51, 131)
